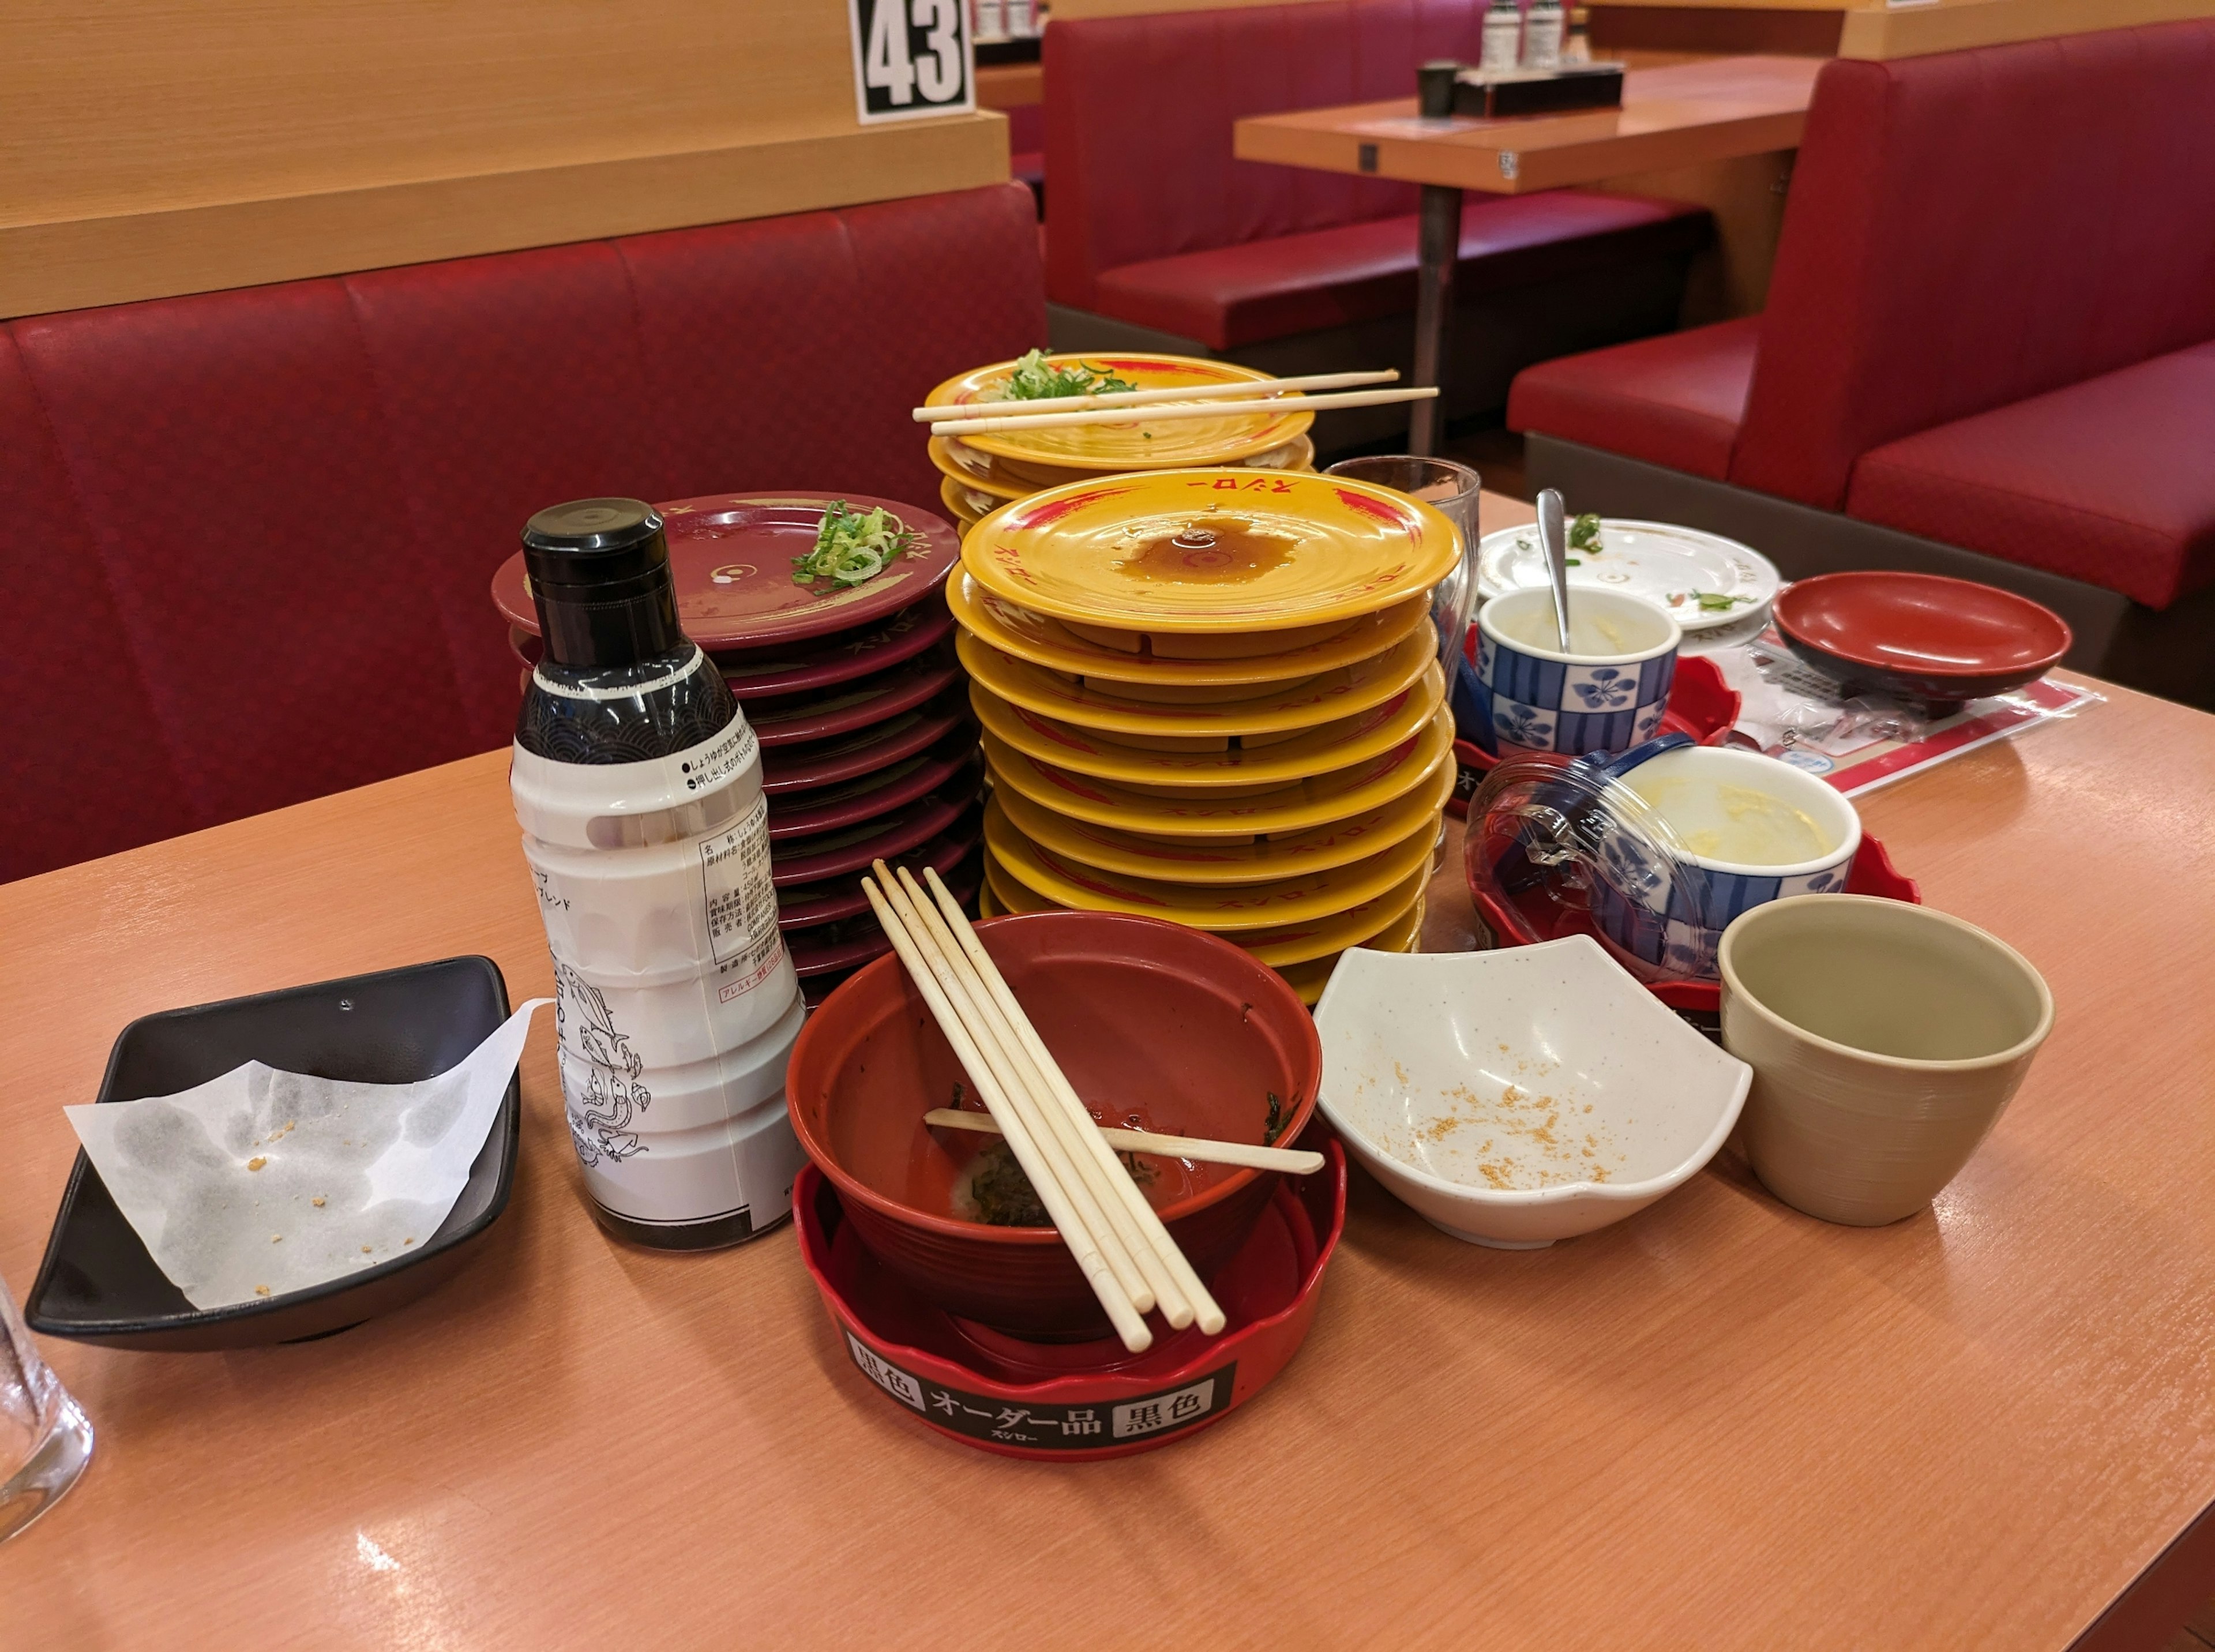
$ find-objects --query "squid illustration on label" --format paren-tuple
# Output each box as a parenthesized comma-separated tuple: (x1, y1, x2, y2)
(553, 961, 652, 1165)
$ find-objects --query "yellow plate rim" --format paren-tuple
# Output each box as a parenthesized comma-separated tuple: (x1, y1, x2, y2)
(979, 703, 1456, 836)
(991, 747, 1456, 887)
(947, 576, 1431, 689)
(927, 435, 1033, 501)
(970, 662, 1443, 789)
(955, 622, 1435, 739)
(981, 793, 1440, 932)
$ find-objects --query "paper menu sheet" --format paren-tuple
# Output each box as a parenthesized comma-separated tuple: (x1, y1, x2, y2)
(65, 999, 549, 1312)
(1703, 629, 2097, 797)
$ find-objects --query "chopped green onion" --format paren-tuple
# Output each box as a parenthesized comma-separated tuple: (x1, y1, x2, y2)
(792, 501, 921, 590)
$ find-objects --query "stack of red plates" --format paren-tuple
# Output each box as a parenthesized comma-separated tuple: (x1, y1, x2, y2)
(494, 492, 986, 1004)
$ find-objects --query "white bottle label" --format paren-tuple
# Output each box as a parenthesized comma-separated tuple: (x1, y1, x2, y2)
(699, 794, 784, 994)
(1481, 12, 1523, 74)
(975, 0, 1005, 40)
(1525, 8, 1564, 69)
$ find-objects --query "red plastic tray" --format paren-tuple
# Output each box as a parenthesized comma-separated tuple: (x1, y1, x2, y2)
(792, 1133, 1346, 1460)
(767, 782, 982, 889)
(775, 820, 981, 930)
(1469, 835, 1922, 1018)
(764, 729, 979, 842)
(1448, 654, 1743, 820)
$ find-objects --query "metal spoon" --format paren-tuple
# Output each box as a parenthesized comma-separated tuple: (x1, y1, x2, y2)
(1537, 487, 1572, 651)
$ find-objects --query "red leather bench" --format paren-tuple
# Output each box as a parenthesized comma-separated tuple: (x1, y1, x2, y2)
(1043, 0, 1713, 441)
(1508, 19, 2215, 703)
(0, 182, 1046, 884)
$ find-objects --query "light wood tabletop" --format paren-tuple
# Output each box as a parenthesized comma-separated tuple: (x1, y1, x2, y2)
(3, 512, 2212, 1647)
(1233, 54, 1820, 195)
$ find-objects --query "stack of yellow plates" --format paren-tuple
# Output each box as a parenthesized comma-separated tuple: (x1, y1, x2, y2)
(923, 353, 1319, 532)
(955, 468, 1461, 1004)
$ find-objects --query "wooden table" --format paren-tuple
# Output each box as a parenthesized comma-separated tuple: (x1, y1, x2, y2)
(1234, 56, 1820, 452)
(5, 514, 2214, 1647)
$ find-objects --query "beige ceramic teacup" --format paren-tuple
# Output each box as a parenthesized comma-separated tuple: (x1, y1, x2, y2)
(1717, 895, 2054, 1226)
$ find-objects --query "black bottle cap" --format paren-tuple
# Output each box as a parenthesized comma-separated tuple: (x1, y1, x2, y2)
(521, 498, 685, 668)
(1418, 60, 1461, 119)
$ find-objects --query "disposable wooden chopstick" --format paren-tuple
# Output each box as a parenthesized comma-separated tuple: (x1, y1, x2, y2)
(911, 368, 1397, 422)
(859, 877, 1154, 1353)
(869, 867, 1157, 1320)
(890, 866, 1195, 1331)
(923, 385, 1439, 438)
(922, 1109, 1326, 1175)
(872, 871, 1159, 1321)
(919, 866, 1229, 1337)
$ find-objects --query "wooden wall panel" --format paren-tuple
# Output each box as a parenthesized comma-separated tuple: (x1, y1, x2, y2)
(0, 0, 1009, 317)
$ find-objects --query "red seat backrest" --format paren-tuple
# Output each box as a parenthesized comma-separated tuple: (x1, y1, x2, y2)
(1, 182, 1045, 884)
(1731, 19, 2215, 510)
(1044, 0, 1486, 309)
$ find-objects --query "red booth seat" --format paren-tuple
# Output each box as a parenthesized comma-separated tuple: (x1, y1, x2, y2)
(1094, 193, 1713, 352)
(1508, 20, 2215, 618)
(1848, 343, 2215, 611)
(1504, 316, 1757, 482)
(0, 182, 1046, 885)
(1046, 0, 1709, 352)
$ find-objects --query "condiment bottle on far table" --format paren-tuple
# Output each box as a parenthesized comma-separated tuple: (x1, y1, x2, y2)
(1523, 0, 1565, 69)
(509, 498, 806, 1251)
(1562, 6, 1593, 64)
(1481, 0, 1523, 74)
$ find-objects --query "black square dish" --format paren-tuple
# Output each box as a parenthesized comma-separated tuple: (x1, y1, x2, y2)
(27, 956, 522, 1351)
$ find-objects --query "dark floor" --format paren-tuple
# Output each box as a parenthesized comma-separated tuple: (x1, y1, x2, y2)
(1440, 423, 1530, 502)
(2166, 1593, 2215, 1652)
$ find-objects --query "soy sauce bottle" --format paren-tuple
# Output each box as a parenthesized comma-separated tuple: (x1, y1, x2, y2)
(510, 500, 806, 1250)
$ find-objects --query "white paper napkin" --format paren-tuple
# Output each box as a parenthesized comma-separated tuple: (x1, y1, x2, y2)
(66, 998, 550, 1311)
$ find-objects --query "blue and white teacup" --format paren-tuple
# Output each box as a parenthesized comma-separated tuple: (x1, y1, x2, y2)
(1583, 735, 1862, 981)
(1467, 587, 1680, 759)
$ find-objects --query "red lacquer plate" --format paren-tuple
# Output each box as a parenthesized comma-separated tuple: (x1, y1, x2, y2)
(1771, 572, 2071, 708)
(786, 859, 983, 979)
(765, 729, 981, 842)
(758, 694, 972, 794)
(793, 1132, 1346, 1460)
(775, 821, 982, 930)
(746, 641, 962, 748)
(490, 491, 963, 651)
(1449, 654, 1743, 819)
(719, 592, 957, 697)
(768, 789, 983, 888)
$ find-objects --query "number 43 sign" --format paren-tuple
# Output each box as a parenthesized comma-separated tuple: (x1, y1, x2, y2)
(849, 0, 975, 123)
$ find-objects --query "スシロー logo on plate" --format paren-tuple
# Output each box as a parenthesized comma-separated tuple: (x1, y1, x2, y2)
(849, 0, 975, 123)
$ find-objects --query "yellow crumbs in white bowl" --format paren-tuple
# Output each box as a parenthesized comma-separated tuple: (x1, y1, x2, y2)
(1367, 1047, 1630, 1191)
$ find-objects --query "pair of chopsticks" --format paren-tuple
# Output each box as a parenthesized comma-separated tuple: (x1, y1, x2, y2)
(862, 860, 1315, 1353)
(911, 368, 1437, 438)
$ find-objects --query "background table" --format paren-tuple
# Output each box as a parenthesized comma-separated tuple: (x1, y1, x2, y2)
(1234, 57, 1821, 452)
(3, 498, 2212, 1647)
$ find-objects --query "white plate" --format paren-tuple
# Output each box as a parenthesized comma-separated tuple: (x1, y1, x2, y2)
(1477, 518, 1781, 633)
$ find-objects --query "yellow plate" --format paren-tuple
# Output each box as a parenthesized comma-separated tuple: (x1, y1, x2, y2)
(981, 703, 1454, 837)
(993, 751, 1455, 885)
(962, 470, 1459, 635)
(957, 621, 1435, 741)
(923, 354, 1312, 472)
(985, 845, 1429, 969)
(940, 472, 1002, 525)
(971, 662, 1443, 789)
(948, 575, 1428, 690)
(982, 794, 1437, 932)
(1278, 890, 1426, 1003)
(928, 435, 1034, 501)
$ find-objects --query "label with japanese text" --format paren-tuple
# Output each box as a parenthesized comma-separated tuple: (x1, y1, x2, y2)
(844, 1332, 1235, 1449)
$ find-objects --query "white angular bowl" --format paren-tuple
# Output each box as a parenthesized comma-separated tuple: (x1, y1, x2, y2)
(1313, 938, 1751, 1248)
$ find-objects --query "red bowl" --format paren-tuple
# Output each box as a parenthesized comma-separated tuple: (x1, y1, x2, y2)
(786, 910, 1322, 1341)
(1771, 572, 2071, 707)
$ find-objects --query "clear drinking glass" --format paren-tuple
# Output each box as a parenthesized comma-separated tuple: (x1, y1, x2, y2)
(1322, 456, 1484, 675)
(1, 1271, 92, 1545)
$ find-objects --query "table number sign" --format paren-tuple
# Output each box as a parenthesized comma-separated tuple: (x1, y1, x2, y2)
(849, 0, 975, 123)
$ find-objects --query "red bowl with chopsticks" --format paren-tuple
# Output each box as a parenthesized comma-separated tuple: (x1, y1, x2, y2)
(786, 910, 1322, 1341)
